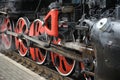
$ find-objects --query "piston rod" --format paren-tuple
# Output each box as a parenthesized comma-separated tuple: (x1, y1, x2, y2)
(6, 30, 83, 61)
(5, 30, 93, 62)
(4, 31, 85, 62)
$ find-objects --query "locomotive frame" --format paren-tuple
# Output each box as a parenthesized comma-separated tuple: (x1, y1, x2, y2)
(0, 0, 120, 80)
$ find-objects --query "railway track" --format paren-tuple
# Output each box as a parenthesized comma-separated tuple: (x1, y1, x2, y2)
(0, 50, 73, 80)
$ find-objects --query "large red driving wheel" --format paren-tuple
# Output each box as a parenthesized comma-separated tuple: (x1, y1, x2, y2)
(14, 17, 30, 56)
(29, 19, 47, 64)
(0, 17, 12, 49)
(51, 39, 76, 76)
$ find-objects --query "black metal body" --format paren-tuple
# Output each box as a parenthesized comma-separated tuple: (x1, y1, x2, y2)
(91, 20, 120, 80)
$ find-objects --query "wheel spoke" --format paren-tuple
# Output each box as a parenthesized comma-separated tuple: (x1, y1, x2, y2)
(15, 17, 30, 56)
(29, 19, 47, 64)
(36, 48, 45, 62)
(62, 57, 75, 72)
(18, 20, 23, 32)
(51, 39, 75, 76)
(2, 34, 10, 46)
(0, 18, 12, 49)
(19, 40, 28, 55)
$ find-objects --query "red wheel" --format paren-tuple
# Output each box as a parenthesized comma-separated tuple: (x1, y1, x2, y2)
(0, 17, 12, 49)
(14, 17, 30, 56)
(29, 19, 47, 64)
(80, 60, 95, 79)
(51, 39, 75, 76)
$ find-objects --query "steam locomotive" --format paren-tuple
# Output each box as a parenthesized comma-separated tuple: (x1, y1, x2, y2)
(0, 0, 120, 80)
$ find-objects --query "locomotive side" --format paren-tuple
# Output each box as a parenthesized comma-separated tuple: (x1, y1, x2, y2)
(0, 0, 120, 80)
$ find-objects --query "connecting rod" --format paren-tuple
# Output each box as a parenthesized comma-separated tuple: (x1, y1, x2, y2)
(4, 30, 83, 61)
(2, 30, 94, 62)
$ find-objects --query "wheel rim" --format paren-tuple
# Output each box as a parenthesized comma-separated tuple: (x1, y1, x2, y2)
(29, 19, 47, 64)
(80, 59, 93, 80)
(51, 39, 75, 76)
(0, 18, 12, 49)
(14, 17, 30, 56)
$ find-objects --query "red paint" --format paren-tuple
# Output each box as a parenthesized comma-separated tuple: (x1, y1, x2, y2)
(0, 18, 12, 49)
(29, 19, 47, 64)
(44, 9, 59, 37)
(29, 9, 59, 63)
(29, 9, 59, 37)
(51, 38, 75, 76)
(14, 18, 29, 56)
